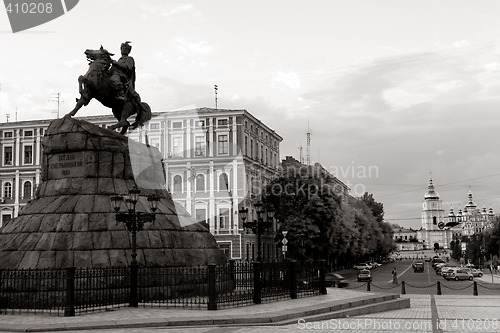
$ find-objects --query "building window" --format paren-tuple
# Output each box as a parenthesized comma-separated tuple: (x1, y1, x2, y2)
(250, 139, 254, 158)
(217, 119, 228, 128)
(150, 138, 160, 148)
(195, 120, 205, 128)
(195, 208, 206, 222)
(219, 173, 229, 191)
(433, 216, 437, 225)
(24, 130, 33, 137)
(4, 147, 13, 165)
(196, 174, 205, 191)
(172, 137, 183, 157)
(4, 182, 12, 198)
(24, 145, 33, 164)
(4, 132, 13, 138)
(172, 121, 182, 129)
(218, 135, 228, 155)
(150, 123, 160, 130)
(219, 209, 229, 229)
(244, 136, 248, 156)
(195, 136, 205, 156)
(23, 181, 32, 199)
(173, 175, 182, 193)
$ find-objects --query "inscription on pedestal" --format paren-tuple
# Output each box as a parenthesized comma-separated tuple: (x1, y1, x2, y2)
(48, 152, 84, 178)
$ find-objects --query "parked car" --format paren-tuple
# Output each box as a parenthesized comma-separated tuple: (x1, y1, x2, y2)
(467, 268, 483, 277)
(353, 263, 372, 270)
(413, 262, 424, 273)
(448, 268, 473, 281)
(424, 257, 431, 262)
(357, 269, 372, 282)
(325, 273, 349, 288)
(369, 262, 382, 268)
(442, 267, 458, 280)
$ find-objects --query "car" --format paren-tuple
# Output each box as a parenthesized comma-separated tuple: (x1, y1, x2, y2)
(436, 264, 452, 275)
(442, 267, 458, 280)
(467, 268, 483, 277)
(425, 257, 431, 262)
(412, 261, 424, 268)
(353, 263, 372, 270)
(368, 262, 381, 268)
(325, 273, 349, 288)
(357, 269, 372, 282)
(448, 268, 473, 281)
(414, 262, 424, 272)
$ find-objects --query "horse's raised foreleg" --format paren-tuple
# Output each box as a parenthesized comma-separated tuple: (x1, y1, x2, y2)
(65, 76, 90, 118)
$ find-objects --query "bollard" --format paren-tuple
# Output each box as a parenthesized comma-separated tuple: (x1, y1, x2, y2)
(367, 280, 371, 291)
(401, 281, 406, 294)
(473, 281, 478, 296)
(437, 281, 441, 295)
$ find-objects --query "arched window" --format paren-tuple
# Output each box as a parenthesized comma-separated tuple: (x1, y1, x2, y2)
(3, 182, 12, 198)
(196, 174, 205, 191)
(219, 173, 229, 191)
(23, 181, 32, 199)
(173, 175, 182, 193)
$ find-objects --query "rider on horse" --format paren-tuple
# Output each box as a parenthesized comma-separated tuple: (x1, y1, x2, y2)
(109, 41, 148, 116)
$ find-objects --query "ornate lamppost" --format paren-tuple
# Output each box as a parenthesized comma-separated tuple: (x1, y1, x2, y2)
(111, 186, 159, 307)
(239, 202, 275, 262)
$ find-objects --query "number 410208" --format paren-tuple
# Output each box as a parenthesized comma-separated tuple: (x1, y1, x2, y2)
(5, 2, 53, 14)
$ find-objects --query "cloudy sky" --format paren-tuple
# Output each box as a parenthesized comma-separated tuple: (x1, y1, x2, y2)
(2, 1, 500, 228)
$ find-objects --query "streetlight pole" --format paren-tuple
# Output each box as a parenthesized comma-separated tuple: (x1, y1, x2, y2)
(239, 202, 274, 262)
(111, 186, 159, 307)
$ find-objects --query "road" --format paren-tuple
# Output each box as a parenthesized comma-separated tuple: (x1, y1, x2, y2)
(345, 259, 500, 296)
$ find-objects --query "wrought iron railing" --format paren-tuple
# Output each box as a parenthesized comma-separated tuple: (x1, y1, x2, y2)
(0, 260, 327, 315)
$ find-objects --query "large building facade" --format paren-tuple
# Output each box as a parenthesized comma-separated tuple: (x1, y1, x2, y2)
(0, 108, 282, 261)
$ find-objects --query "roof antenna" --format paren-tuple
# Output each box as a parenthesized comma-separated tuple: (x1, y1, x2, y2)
(214, 84, 218, 110)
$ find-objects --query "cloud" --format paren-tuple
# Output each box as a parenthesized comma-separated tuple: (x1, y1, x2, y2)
(271, 71, 301, 90)
(173, 38, 214, 55)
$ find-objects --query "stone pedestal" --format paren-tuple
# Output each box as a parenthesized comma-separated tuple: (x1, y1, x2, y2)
(0, 117, 226, 269)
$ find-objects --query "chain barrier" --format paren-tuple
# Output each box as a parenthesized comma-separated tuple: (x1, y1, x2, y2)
(440, 282, 474, 291)
(370, 283, 399, 290)
(346, 282, 368, 290)
(404, 282, 438, 288)
(476, 282, 500, 291)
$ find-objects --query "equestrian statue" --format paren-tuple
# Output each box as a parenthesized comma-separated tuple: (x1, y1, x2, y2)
(65, 42, 151, 134)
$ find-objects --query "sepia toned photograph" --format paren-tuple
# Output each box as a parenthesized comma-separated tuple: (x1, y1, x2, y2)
(1, 1, 500, 332)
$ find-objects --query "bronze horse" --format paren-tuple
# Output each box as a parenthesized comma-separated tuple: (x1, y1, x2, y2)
(65, 46, 151, 134)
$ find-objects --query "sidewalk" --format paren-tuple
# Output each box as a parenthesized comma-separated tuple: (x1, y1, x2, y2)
(1, 287, 500, 332)
(0, 288, 392, 332)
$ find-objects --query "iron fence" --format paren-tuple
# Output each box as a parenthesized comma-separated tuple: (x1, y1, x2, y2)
(0, 260, 326, 315)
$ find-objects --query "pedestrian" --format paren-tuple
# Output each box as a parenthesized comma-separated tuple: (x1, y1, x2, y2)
(392, 267, 398, 285)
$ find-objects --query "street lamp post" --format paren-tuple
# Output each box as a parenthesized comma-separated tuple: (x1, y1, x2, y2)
(111, 186, 159, 307)
(239, 202, 275, 262)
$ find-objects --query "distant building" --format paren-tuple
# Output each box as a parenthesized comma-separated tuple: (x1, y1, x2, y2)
(447, 190, 496, 237)
(416, 178, 453, 249)
(0, 108, 283, 261)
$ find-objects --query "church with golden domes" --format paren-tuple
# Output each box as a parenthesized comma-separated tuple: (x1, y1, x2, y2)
(416, 178, 496, 249)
